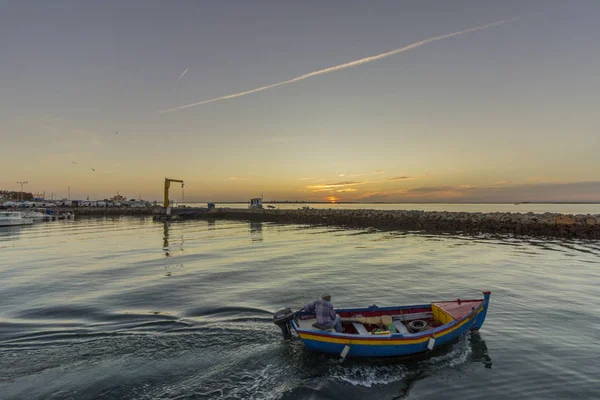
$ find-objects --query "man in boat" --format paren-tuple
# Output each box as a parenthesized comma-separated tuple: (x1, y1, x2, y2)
(303, 293, 343, 333)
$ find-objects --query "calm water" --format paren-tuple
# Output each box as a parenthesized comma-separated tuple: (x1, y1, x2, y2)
(1, 218, 599, 399)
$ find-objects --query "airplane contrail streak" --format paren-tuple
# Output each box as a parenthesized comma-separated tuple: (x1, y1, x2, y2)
(177, 68, 188, 82)
(160, 18, 516, 113)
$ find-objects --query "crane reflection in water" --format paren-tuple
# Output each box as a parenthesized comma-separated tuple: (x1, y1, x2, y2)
(161, 221, 185, 276)
(162, 221, 170, 256)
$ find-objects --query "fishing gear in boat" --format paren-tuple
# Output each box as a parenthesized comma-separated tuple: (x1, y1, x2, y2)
(408, 319, 428, 332)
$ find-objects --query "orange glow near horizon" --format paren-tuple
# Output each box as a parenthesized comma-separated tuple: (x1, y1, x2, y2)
(327, 196, 340, 203)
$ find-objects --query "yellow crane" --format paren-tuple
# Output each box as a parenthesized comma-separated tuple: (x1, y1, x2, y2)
(164, 178, 184, 208)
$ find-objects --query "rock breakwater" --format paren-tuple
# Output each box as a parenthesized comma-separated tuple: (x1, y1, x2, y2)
(47, 206, 600, 239)
(177, 208, 600, 239)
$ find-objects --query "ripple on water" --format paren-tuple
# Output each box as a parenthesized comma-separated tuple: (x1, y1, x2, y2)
(1, 218, 599, 399)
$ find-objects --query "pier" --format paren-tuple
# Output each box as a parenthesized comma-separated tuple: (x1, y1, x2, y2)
(154, 207, 600, 239)
(8, 205, 597, 239)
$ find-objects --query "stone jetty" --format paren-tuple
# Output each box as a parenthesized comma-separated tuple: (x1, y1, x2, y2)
(159, 207, 600, 239)
(42, 206, 600, 239)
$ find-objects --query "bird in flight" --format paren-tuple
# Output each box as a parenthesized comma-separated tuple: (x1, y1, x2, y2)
(91, 168, 96, 172)
(114, 132, 118, 135)
(72, 161, 77, 164)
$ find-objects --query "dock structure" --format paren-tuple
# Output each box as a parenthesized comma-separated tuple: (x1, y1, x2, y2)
(22, 206, 600, 239)
(157, 207, 600, 239)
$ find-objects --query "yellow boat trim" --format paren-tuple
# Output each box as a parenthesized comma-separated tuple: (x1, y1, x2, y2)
(298, 332, 429, 345)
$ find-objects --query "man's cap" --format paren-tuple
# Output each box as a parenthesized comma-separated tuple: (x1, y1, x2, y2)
(321, 293, 331, 299)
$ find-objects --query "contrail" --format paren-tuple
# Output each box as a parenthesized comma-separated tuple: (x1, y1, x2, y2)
(177, 68, 188, 82)
(160, 18, 516, 113)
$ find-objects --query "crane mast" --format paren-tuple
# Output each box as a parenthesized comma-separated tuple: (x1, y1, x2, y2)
(164, 178, 184, 208)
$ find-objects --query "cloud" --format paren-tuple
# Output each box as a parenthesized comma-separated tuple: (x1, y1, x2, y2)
(228, 176, 249, 181)
(387, 176, 411, 181)
(306, 181, 365, 190)
(356, 185, 476, 200)
(339, 170, 386, 178)
(300, 177, 326, 182)
(160, 17, 517, 113)
(356, 186, 466, 201)
(336, 188, 357, 193)
(355, 181, 600, 203)
(405, 186, 456, 194)
(527, 177, 552, 183)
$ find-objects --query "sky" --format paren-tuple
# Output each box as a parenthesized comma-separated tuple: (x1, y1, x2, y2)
(1, 0, 599, 203)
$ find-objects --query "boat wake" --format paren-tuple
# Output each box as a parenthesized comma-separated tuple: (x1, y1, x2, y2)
(329, 364, 408, 388)
(423, 333, 473, 370)
(327, 334, 473, 389)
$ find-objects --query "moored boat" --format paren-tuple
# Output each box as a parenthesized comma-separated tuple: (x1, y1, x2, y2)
(0, 212, 34, 227)
(273, 291, 491, 358)
(22, 209, 47, 220)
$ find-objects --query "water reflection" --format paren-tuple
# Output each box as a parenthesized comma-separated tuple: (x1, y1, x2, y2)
(162, 222, 170, 256)
(164, 263, 184, 277)
(469, 332, 493, 369)
(162, 221, 185, 258)
(0, 225, 27, 242)
(275, 332, 493, 398)
(250, 221, 263, 242)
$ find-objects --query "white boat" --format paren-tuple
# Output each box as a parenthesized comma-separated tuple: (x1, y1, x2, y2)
(22, 209, 47, 220)
(0, 212, 34, 227)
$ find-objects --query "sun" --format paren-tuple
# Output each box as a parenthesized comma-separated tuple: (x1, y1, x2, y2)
(326, 196, 339, 203)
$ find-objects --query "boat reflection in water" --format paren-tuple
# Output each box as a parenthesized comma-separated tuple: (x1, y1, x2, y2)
(250, 221, 263, 242)
(0, 224, 29, 241)
(468, 331, 493, 369)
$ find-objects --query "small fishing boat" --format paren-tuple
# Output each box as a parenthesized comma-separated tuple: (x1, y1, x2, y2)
(0, 212, 34, 227)
(273, 291, 491, 358)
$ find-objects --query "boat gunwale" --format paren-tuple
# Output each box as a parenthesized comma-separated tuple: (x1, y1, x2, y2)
(292, 299, 485, 342)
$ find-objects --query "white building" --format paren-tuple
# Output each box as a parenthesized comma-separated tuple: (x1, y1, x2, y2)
(249, 197, 263, 209)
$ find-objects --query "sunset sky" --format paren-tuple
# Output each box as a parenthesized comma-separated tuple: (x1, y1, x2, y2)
(2, 0, 599, 203)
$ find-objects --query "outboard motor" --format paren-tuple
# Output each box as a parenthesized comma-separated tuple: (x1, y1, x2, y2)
(273, 308, 296, 340)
